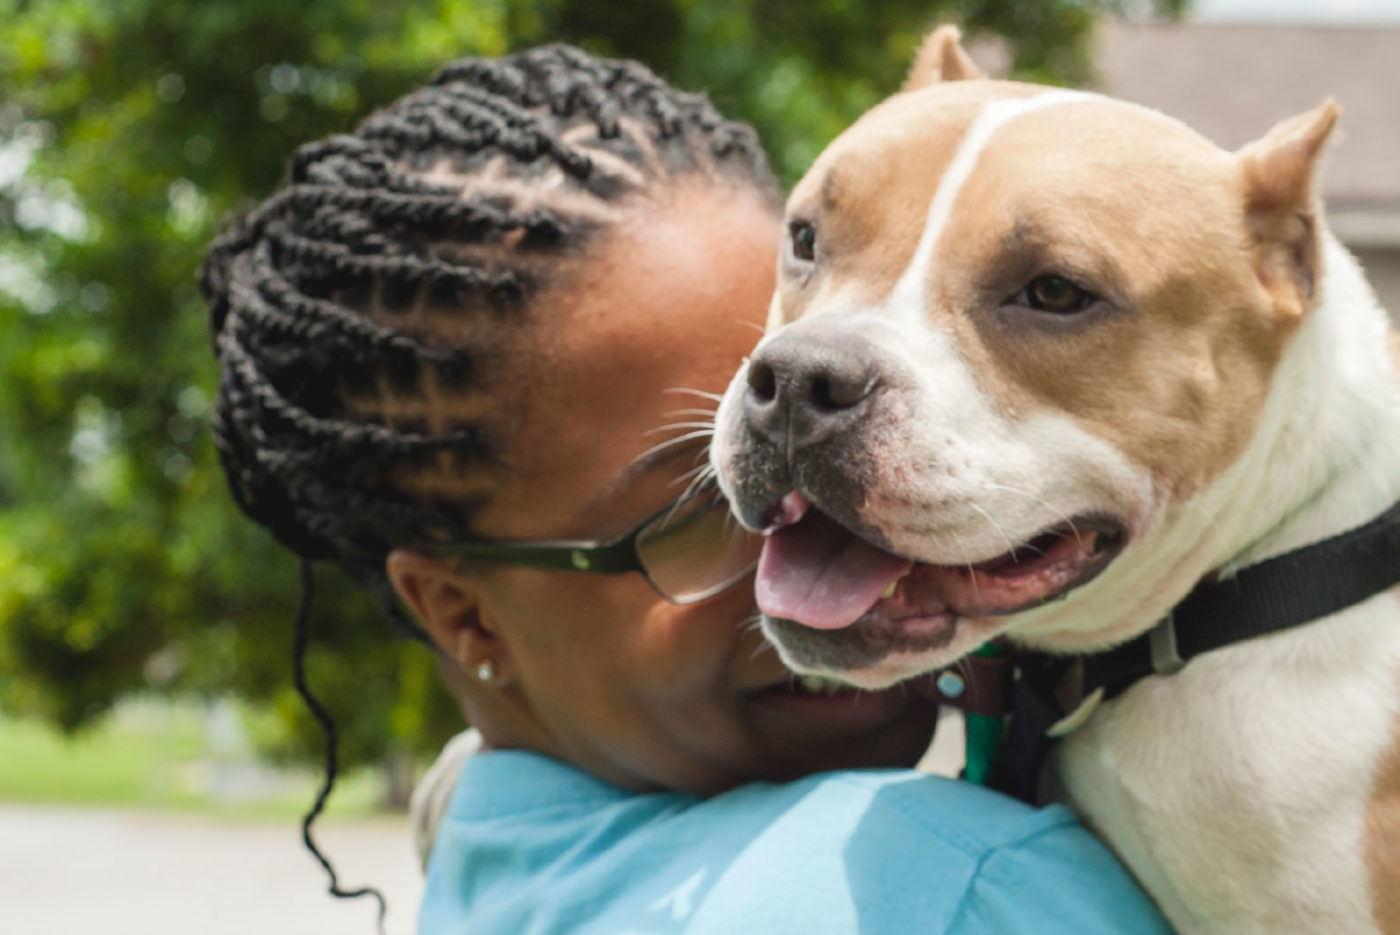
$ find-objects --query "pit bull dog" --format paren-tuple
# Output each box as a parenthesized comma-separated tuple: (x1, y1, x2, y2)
(710, 25, 1400, 935)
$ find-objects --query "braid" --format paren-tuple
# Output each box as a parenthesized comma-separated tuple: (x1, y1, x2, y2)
(202, 44, 778, 925)
(203, 43, 777, 587)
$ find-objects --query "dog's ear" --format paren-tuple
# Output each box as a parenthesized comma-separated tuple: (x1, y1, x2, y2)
(1237, 99, 1339, 214)
(1236, 99, 1340, 304)
(903, 25, 985, 92)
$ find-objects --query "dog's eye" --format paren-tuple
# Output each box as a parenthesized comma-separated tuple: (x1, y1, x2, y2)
(1020, 275, 1095, 314)
(788, 221, 816, 263)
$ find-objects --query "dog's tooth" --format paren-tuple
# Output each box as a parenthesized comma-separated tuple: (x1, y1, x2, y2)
(880, 580, 899, 600)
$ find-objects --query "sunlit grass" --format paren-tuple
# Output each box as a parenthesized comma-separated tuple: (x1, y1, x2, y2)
(0, 700, 384, 819)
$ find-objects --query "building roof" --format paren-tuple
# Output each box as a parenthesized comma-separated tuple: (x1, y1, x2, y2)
(1093, 21, 1400, 242)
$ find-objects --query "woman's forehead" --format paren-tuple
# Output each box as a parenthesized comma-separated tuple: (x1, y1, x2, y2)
(474, 188, 779, 538)
(531, 191, 777, 441)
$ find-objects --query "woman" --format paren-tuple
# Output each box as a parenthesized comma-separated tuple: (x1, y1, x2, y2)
(202, 45, 1169, 933)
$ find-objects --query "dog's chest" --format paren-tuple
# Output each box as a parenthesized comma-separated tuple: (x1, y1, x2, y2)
(1055, 590, 1400, 935)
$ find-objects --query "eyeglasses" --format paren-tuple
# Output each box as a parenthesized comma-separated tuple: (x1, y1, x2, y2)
(433, 485, 762, 605)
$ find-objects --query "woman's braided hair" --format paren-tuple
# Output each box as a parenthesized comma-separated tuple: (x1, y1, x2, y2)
(200, 45, 778, 925)
(202, 44, 777, 596)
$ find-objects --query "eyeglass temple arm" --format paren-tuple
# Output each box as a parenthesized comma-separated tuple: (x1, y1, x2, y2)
(437, 538, 642, 575)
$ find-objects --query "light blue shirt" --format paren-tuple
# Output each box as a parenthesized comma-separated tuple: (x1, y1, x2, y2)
(419, 750, 1170, 934)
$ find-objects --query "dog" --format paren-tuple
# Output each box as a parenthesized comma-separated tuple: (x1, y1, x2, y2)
(710, 25, 1400, 934)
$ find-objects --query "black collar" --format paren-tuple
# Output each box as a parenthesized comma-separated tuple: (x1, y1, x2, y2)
(987, 497, 1400, 804)
(1082, 497, 1400, 702)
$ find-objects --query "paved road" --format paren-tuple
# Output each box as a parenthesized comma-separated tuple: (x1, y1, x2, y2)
(0, 804, 423, 934)
(0, 715, 965, 935)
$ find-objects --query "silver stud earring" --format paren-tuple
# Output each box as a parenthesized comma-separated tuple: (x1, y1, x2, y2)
(476, 660, 495, 683)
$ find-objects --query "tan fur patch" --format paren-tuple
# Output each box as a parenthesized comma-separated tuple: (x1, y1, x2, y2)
(921, 98, 1302, 498)
(1368, 589, 1400, 934)
(778, 82, 1038, 326)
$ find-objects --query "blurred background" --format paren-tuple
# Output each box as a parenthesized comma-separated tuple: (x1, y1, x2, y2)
(2, 0, 1396, 932)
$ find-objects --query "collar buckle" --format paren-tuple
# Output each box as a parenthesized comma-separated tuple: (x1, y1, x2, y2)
(1148, 614, 1185, 675)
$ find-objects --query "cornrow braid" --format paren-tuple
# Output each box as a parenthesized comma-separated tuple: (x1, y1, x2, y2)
(203, 43, 777, 590)
(201, 44, 778, 925)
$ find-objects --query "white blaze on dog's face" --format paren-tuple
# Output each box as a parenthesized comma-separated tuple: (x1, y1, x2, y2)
(710, 26, 1339, 687)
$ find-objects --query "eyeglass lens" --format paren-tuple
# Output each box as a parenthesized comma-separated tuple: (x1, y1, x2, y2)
(634, 492, 762, 604)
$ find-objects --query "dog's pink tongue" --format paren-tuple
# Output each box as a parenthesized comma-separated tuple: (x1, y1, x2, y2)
(756, 509, 912, 630)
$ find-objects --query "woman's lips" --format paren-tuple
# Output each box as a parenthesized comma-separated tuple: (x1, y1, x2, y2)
(755, 496, 1126, 631)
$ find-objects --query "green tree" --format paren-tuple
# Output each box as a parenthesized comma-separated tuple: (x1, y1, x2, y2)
(0, 0, 1183, 780)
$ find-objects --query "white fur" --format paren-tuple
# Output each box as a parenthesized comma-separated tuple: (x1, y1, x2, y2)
(1054, 236, 1400, 934)
(1060, 591, 1400, 935)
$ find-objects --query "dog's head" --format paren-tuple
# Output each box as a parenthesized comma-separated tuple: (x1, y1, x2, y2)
(710, 26, 1339, 687)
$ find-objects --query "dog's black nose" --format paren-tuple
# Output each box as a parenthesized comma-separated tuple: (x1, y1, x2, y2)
(744, 329, 879, 447)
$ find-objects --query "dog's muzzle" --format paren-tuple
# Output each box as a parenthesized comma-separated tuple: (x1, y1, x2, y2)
(718, 321, 892, 532)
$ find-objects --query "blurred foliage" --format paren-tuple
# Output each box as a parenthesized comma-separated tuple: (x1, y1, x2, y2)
(0, 0, 1183, 773)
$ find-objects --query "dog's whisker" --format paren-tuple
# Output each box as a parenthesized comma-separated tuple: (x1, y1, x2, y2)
(669, 471, 713, 503)
(979, 481, 1088, 547)
(627, 429, 716, 468)
(1182, 497, 1219, 533)
(746, 641, 775, 664)
(662, 407, 718, 419)
(643, 421, 716, 437)
(675, 460, 713, 479)
(733, 318, 766, 335)
(675, 465, 719, 504)
(669, 461, 713, 488)
(968, 501, 1018, 561)
(946, 526, 979, 599)
(743, 622, 776, 663)
(662, 387, 723, 402)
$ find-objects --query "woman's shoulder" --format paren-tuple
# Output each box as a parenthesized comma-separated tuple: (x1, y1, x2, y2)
(425, 755, 1171, 934)
(717, 767, 1078, 861)
(444, 751, 1084, 866)
(683, 769, 1170, 933)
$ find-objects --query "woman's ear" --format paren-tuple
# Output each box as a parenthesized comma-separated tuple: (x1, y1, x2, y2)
(386, 549, 514, 684)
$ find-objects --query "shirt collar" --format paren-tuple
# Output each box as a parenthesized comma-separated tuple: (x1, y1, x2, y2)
(448, 749, 640, 821)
